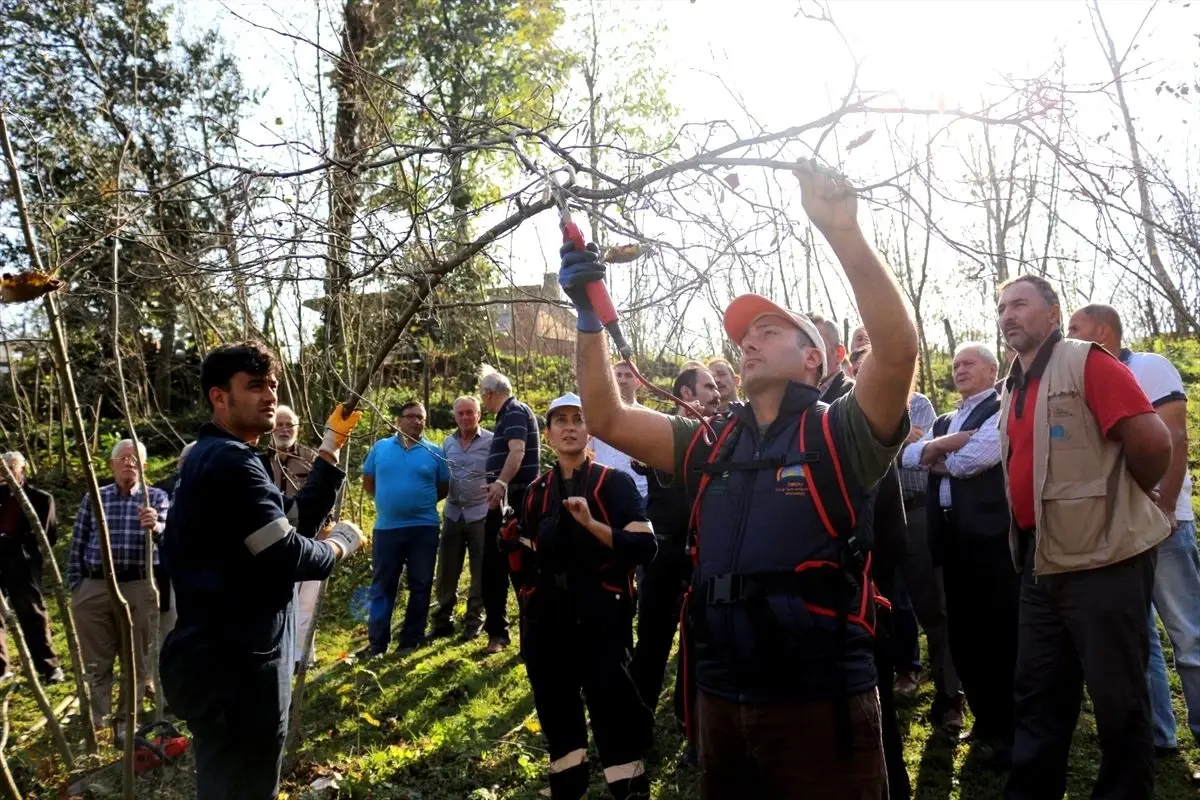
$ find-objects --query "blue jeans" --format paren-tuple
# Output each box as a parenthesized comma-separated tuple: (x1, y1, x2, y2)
(1148, 611, 1177, 748)
(367, 525, 440, 652)
(1146, 519, 1200, 747)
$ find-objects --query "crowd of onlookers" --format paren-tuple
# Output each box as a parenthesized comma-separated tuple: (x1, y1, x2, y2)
(1, 291, 1196, 797)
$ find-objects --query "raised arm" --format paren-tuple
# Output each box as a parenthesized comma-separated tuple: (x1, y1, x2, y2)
(794, 160, 918, 442)
(576, 332, 678, 475)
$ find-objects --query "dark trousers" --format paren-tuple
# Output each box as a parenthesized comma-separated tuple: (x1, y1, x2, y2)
(875, 564, 912, 800)
(903, 508, 959, 699)
(630, 543, 690, 728)
(482, 488, 526, 642)
(163, 621, 294, 800)
(522, 592, 650, 799)
(696, 689, 886, 800)
(0, 546, 58, 676)
(1005, 548, 1156, 800)
(189, 657, 290, 799)
(366, 525, 439, 652)
(943, 533, 1018, 744)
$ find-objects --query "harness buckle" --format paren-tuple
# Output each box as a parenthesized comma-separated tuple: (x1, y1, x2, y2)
(706, 573, 742, 605)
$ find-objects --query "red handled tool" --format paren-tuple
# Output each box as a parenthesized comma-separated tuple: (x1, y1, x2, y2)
(546, 166, 634, 361)
(543, 163, 715, 439)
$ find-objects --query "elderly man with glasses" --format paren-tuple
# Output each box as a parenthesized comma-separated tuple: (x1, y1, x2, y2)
(363, 401, 450, 657)
(68, 439, 170, 738)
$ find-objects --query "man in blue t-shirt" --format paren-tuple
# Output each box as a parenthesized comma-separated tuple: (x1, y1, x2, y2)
(363, 400, 450, 656)
(478, 366, 541, 654)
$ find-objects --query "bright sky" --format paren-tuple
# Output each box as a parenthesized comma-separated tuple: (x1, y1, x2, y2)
(170, 0, 1199, 353)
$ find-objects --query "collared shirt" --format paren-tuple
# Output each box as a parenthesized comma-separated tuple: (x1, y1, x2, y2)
(897, 392, 937, 498)
(443, 428, 494, 523)
(590, 438, 648, 500)
(363, 435, 450, 530)
(68, 482, 170, 589)
(486, 396, 541, 487)
(901, 389, 1002, 508)
(1120, 348, 1194, 522)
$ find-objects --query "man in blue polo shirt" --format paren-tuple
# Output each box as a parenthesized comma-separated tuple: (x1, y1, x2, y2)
(478, 365, 541, 654)
(363, 400, 450, 656)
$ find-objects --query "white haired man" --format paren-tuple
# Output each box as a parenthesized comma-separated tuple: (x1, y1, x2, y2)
(902, 342, 1019, 766)
(478, 365, 541, 654)
(0, 451, 62, 683)
(68, 439, 170, 735)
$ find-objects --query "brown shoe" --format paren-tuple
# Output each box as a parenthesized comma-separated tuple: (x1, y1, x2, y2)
(486, 636, 507, 654)
(941, 704, 965, 734)
(894, 672, 919, 698)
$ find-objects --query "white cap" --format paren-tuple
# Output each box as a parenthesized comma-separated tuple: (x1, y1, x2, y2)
(545, 392, 583, 423)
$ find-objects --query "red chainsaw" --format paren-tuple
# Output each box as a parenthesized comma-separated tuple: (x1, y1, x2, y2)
(61, 721, 190, 798)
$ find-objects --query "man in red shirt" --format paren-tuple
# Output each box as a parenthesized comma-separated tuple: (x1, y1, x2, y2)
(997, 275, 1172, 800)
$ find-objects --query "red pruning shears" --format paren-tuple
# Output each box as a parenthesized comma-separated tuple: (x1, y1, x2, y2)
(544, 166, 633, 360)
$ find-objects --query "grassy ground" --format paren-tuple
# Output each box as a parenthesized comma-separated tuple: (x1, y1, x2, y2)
(8, 539, 1200, 799)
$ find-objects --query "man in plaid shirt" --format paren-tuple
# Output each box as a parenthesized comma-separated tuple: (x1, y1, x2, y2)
(68, 439, 169, 736)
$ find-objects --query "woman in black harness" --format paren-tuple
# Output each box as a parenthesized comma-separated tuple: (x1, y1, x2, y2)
(506, 393, 658, 799)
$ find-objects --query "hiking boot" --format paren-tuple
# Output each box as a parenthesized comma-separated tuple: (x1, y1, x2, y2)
(461, 624, 483, 641)
(894, 671, 920, 698)
(42, 667, 65, 685)
(486, 636, 507, 655)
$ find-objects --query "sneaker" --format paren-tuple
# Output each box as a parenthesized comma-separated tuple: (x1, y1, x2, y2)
(461, 624, 483, 641)
(894, 672, 920, 698)
(428, 623, 455, 640)
(395, 645, 417, 658)
(486, 637, 507, 655)
(41, 667, 65, 685)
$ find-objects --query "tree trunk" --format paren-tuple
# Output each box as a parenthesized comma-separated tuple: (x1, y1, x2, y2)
(1090, 0, 1191, 335)
(325, 0, 380, 368)
(111, 243, 162, 726)
(0, 458, 96, 754)
(1, 108, 133, 797)
(0, 589, 71, 766)
(154, 288, 177, 412)
(942, 318, 957, 356)
(0, 689, 20, 800)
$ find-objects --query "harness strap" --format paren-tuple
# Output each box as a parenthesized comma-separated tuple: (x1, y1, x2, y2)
(694, 567, 861, 611)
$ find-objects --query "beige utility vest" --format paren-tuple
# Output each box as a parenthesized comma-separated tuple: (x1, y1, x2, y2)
(998, 337, 1169, 575)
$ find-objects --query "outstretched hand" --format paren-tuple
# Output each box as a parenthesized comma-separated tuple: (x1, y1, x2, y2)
(793, 158, 859, 237)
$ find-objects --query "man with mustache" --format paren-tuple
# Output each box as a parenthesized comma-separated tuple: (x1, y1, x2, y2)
(997, 276, 1170, 800)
